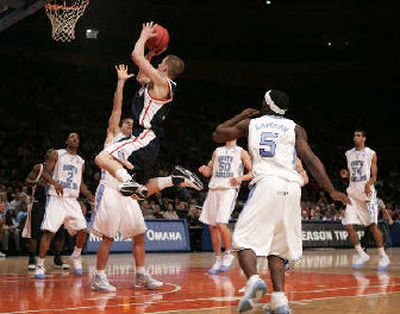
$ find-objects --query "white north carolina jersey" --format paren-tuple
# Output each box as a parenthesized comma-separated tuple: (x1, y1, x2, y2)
(48, 149, 84, 198)
(208, 146, 244, 189)
(248, 115, 302, 185)
(346, 147, 376, 194)
(100, 132, 127, 189)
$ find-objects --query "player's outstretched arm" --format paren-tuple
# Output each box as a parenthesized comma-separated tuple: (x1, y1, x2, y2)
(295, 125, 350, 204)
(131, 22, 168, 89)
(105, 64, 134, 144)
(213, 108, 260, 143)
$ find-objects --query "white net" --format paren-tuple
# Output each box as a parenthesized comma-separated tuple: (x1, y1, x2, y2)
(45, 0, 89, 42)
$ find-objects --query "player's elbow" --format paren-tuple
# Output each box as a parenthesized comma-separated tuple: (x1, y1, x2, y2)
(131, 51, 140, 63)
(212, 131, 226, 144)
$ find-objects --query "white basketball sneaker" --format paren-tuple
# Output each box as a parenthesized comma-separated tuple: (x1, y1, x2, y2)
(352, 253, 370, 269)
(208, 255, 223, 275)
(378, 254, 390, 271)
(91, 273, 117, 292)
(220, 252, 235, 272)
(238, 275, 267, 313)
(34, 264, 46, 279)
(71, 255, 83, 275)
(134, 271, 164, 289)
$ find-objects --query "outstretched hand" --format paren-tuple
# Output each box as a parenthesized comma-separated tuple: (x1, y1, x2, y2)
(140, 21, 158, 40)
(115, 64, 134, 81)
(239, 108, 261, 119)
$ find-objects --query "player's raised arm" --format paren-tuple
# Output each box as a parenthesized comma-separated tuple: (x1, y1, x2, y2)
(131, 22, 169, 90)
(295, 125, 349, 204)
(105, 64, 134, 144)
(213, 108, 260, 143)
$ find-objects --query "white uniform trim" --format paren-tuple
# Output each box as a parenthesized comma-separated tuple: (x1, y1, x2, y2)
(91, 134, 147, 239)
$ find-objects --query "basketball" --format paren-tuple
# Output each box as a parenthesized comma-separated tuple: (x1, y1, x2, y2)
(146, 24, 170, 54)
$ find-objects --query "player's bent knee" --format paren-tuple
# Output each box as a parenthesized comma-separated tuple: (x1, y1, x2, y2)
(95, 151, 109, 168)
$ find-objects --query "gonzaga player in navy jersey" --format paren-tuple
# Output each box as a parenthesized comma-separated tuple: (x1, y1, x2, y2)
(213, 90, 349, 314)
(23, 149, 70, 271)
(95, 22, 199, 198)
(198, 140, 252, 275)
(35, 133, 95, 279)
(340, 130, 390, 270)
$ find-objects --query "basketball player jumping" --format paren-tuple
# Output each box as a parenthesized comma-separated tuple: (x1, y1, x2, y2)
(341, 130, 390, 270)
(213, 90, 349, 313)
(91, 64, 203, 292)
(95, 22, 202, 196)
(35, 132, 95, 279)
(198, 140, 252, 275)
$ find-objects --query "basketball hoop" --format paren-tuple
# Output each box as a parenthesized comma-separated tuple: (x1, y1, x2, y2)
(45, 0, 90, 42)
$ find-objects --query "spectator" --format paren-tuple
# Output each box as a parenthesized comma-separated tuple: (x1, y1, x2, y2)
(163, 203, 179, 220)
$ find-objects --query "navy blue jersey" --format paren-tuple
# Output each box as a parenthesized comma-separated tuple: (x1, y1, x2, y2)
(131, 79, 176, 138)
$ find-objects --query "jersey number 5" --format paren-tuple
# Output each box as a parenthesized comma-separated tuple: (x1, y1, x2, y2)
(259, 132, 278, 158)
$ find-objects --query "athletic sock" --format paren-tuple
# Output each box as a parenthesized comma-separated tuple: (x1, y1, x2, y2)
(155, 176, 173, 190)
(72, 247, 82, 258)
(271, 291, 288, 308)
(37, 257, 45, 267)
(378, 247, 387, 257)
(96, 270, 106, 279)
(115, 168, 132, 183)
(355, 244, 367, 256)
(136, 266, 145, 274)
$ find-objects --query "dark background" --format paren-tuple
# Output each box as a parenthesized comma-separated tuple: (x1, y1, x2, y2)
(1, 0, 399, 199)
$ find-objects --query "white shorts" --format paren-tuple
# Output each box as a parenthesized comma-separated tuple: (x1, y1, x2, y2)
(233, 177, 302, 262)
(103, 129, 156, 163)
(342, 190, 378, 226)
(90, 183, 146, 239)
(199, 188, 238, 226)
(41, 195, 87, 234)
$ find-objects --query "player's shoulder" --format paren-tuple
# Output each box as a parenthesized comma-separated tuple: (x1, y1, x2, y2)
(56, 149, 66, 157)
(365, 147, 376, 156)
(76, 154, 85, 164)
(345, 148, 355, 156)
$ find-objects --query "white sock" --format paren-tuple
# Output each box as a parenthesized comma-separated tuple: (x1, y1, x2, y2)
(378, 247, 387, 257)
(355, 244, 366, 256)
(72, 247, 82, 257)
(271, 292, 287, 308)
(115, 168, 132, 183)
(136, 266, 145, 274)
(155, 176, 173, 190)
(96, 270, 106, 278)
(37, 258, 45, 267)
(248, 274, 260, 282)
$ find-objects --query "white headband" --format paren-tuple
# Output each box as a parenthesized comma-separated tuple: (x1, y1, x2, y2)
(264, 90, 287, 115)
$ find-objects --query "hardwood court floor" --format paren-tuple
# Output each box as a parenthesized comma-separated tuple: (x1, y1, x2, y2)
(0, 248, 399, 313)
